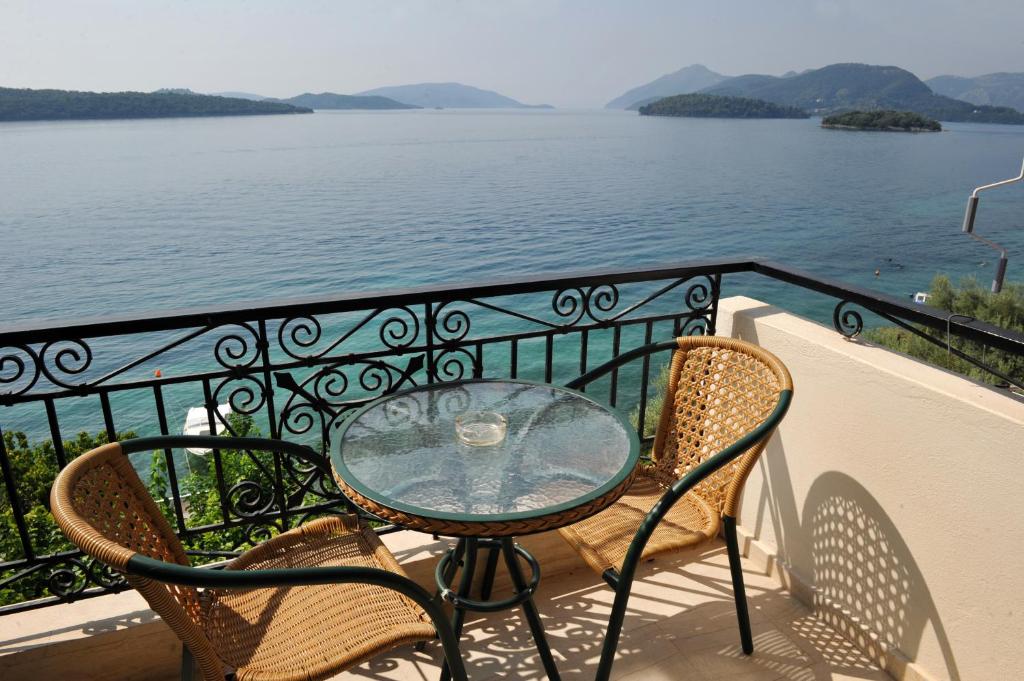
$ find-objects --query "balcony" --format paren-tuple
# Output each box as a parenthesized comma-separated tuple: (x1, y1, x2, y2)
(1, 259, 1022, 681)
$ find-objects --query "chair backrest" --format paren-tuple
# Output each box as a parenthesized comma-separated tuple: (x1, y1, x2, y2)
(650, 336, 793, 518)
(50, 442, 225, 679)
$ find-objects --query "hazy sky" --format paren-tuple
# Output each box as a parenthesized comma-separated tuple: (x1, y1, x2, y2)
(3, 0, 1023, 108)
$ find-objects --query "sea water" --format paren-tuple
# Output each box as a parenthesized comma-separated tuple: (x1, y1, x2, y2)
(1, 108, 1022, 444)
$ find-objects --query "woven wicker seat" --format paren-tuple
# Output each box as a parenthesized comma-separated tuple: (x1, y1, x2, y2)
(50, 436, 467, 681)
(561, 336, 793, 681)
(559, 471, 718, 573)
(202, 517, 434, 681)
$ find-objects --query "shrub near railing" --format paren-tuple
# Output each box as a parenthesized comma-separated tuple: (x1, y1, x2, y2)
(865, 276, 1024, 390)
(146, 413, 303, 559)
(0, 429, 132, 605)
(0, 414, 297, 607)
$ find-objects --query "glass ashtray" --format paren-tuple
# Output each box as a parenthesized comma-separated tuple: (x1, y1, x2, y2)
(455, 411, 508, 446)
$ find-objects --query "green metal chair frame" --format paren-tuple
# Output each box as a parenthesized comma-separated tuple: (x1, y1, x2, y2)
(565, 338, 793, 681)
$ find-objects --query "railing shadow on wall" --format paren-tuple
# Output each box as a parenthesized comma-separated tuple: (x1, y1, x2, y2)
(733, 303, 962, 681)
(751, 434, 961, 681)
(0, 257, 1021, 615)
(805, 472, 961, 681)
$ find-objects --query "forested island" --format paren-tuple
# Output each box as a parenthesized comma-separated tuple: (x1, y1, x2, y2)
(638, 93, 809, 119)
(821, 110, 941, 132)
(0, 88, 312, 122)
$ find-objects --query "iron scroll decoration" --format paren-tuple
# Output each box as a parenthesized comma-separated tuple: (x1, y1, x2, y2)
(0, 344, 41, 398)
(833, 301, 864, 339)
(0, 340, 95, 398)
(551, 284, 621, 326)
(277, 306, 422, 361)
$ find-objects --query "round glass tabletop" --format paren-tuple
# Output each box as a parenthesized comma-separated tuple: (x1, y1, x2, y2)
(330, 379, 640, 534)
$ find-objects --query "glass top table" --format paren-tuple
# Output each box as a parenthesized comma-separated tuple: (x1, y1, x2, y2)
(330, 379, 640, 537)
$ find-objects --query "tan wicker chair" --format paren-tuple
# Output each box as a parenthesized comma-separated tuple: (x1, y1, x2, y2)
(561, 336, 793, 681)
(50, 435, 468, 681)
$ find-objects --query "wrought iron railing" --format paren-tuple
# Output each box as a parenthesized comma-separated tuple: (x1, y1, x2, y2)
(1, 257, 1022, 614)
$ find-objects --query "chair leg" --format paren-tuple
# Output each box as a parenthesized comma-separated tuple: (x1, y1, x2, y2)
(434, 618, 470, 681)
(416, 588, 470, 681)
(724, 515, 754, 654)
(180, 644, 195, 681)
(594, 580, 632, 681)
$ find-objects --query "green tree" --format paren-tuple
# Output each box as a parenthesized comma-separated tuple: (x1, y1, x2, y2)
(0, 429, 132, 605)
(822, 110, 941, 131)
(865, 275, 1024, 389)
(147, 413, 296, 558)
(639, 93, 810, 119)
(0, 413, 314, 606)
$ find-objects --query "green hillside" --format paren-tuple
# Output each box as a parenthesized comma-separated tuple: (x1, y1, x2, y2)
(639, 93, 809, 119)
(927, 73, 1024, 113)
(702, 64, 1024, 124)
(0, 87, 311, 121)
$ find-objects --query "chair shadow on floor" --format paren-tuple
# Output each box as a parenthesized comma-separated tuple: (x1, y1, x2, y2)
(342, 541, 896, 681)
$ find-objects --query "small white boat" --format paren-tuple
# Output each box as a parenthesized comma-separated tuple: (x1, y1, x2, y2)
(913, 292, 929, 304)
(182, 404, 232, 455)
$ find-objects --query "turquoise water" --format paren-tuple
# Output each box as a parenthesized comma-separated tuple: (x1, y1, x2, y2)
(1, 109, 1023, 443)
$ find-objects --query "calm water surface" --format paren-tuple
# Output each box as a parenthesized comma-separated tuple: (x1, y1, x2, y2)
(1, 109, 1022, 441)
(3, 109, 1022, 324)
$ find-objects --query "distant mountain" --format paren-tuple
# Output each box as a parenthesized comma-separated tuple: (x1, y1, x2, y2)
(210, 91, 269, 101)
(266, 92, 418, 110)
(639, 93, 809, 119)
(926, 73, 1024, 113)
(355, 82, 552, 109)
(606, 64, 728, 109)
(701, 63, 1024, 124)
(0, 87, 311, 122)
(624, 97, 663, 111)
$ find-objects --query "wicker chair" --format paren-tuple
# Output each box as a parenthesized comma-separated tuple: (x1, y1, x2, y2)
(561, 336, 793, 681)
(50, 435, 468, 681)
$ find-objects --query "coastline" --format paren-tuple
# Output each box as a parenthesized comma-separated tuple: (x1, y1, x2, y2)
(821, 122, 942, 132)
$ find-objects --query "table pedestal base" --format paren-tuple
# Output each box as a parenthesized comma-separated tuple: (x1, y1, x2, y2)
(435, 537, 561, 681)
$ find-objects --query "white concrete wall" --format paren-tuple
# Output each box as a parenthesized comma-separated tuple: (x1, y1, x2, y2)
(718, 296, 1024, 681)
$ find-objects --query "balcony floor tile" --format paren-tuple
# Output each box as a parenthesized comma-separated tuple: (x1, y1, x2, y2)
(332, 544, 891, 681)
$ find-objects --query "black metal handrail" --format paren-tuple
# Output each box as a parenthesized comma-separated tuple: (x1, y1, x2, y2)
(0, 257, 1021, 615)
(2, 257, 1022, 353)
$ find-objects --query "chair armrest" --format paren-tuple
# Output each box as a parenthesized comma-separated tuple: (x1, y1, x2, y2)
(119, 435, 328, 473)
(127, 554, 469, 681)
(130, 552, 421, 591)
(565, 339, 679, 390)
